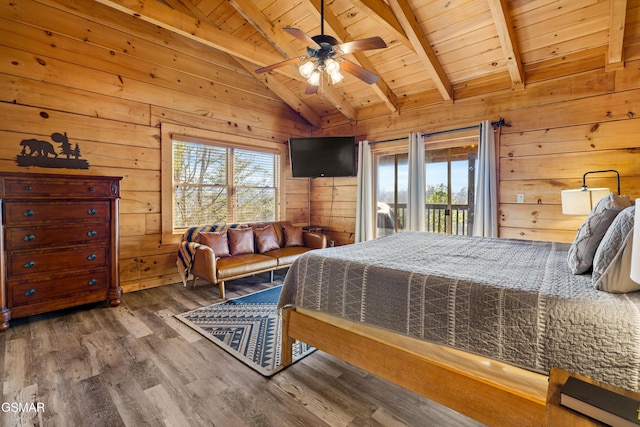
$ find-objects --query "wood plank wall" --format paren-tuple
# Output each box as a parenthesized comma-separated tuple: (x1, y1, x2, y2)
(0, 0, 312, 292)
(2, 1, 640, 291)
(316, 59, 640, 245)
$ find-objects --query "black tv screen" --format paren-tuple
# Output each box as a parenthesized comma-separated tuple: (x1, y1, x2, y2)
(289, 136, 357, 178)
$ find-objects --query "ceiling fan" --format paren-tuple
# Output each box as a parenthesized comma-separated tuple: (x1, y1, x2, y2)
(255, 0, 387, 94)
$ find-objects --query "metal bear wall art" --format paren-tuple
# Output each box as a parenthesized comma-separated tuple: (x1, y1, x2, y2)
(17, 132, 90, 169)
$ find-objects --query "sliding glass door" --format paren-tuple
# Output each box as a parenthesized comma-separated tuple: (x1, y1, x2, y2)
(425, 146, 476, 235)
(376, 153, 408, 237)
(375, 145, 476, 237)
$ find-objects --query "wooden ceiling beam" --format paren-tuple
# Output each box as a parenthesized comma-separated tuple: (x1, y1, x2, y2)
(227, 0, 297, 60)
(487, 0, 524, 89)
(93, 0, 294, 78)
(95, 0, 323, 126)
(227, 0, 354, 122)
(236, 59, 322, 128)
(607, 0, 627, 70)
(387, 0, 452, 101)
(307, 0, 398, 113)
(160, 0, 200, 17)
(352, 0, 412, 51)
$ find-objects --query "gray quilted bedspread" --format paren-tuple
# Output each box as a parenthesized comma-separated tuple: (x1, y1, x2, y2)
(279, 231, 640, 391)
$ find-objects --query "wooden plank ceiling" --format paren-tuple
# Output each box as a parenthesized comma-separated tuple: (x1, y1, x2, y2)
(97, 0, 639, 128)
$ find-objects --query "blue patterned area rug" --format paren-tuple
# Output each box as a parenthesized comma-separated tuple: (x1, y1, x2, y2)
(175, 285, 314, 376)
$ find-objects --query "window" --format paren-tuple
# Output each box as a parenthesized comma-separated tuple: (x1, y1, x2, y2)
(161, 124, 285, 244)
(173, 140, 280, 228)
(374, 141, 476, 237)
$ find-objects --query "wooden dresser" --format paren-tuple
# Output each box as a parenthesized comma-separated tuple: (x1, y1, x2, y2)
(0, 172, 122, 331)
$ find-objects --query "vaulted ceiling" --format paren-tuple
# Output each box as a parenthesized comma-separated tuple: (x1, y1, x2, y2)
(98, 0, 639, 128)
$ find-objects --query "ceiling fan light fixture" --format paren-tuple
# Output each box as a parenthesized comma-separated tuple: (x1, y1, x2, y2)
(308, 70, 321, 86)
(259, 1, 387, 91)
(325, 58, 340, 73)
(299, 61, 315, 78)
(329, 70, 343, 84)
(325, 59, 343, 84)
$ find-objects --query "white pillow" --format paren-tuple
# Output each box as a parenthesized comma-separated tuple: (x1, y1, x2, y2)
(567, 193, 631, 274)
(592, 206, 637, 293)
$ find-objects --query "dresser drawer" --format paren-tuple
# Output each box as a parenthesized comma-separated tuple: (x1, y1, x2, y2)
(7, 245, 109, 276)
(3, 177, 113, 198)
(9, 268, 109, 307)
(5, 222, 110, 250)
(5, 201, 110, 224)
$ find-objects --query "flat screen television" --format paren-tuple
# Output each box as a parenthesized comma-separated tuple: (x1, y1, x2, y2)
(289, 136, 357, 178)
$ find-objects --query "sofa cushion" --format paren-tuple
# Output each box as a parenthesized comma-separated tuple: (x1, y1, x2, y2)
(248, 221, 289, 246)
(283, 224, 304, 247)
(216, 254, 277, 279)
(198, 231, 230, 258)
(228, 228, 255, 255)
(263, 246, 313, 266)
(254, 224, 280, 253)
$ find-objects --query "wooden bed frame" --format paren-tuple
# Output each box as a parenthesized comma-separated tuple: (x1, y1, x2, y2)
(281, 306, 547, 426)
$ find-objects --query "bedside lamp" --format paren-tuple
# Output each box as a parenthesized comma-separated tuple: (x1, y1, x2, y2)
(632, 199, 640, 285)
(561, 170, 620, 215)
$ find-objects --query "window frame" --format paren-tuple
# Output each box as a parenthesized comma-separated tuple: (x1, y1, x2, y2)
(161, 123, 287, 245)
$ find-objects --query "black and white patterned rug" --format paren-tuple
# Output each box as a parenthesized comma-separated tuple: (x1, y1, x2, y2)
(176, 285, 314, 376)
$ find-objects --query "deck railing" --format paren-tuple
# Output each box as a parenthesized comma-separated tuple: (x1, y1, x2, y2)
(377, 203, 472, 236)
(425, 203, 470, 235)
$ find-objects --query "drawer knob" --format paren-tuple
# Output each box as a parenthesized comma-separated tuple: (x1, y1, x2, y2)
(24, 289, 37, 297)
(87, 230, 97, 237)
(87, 208, 97, 215)
(23, 234, 35, 242)
(88, 186, 95, 192)
(23, 209, 35, 217)
(87, 254, 97, 261)
(88, 279, 97, 286)
(23, 260, 35, 268)
(24, 185, 32, 191)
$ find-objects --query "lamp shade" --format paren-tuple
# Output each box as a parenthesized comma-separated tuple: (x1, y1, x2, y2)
(631, 198, 640, 284)
(308, 70, 321, 86)
(561, 188, 610, 215)
(299, 61, 315, 79)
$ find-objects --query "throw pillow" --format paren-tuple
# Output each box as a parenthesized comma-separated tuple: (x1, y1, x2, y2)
(592, 206, 638, 293)
(198, 231, 230, 258)
(254, 225, 280, 253)
(227, 228, 255, 255)
(567, 192, 631, 274)
(283, 224, 304, 247)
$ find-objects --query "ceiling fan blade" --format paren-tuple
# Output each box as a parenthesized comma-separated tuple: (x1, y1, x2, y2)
(284, 27, 320, 47)
(335, 36, 387, 54)
(255, 57, 305, 74)
(340, 59, 380, 85)
(305, 83, 319, 95)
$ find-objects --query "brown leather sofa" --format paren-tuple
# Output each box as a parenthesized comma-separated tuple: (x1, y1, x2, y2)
(188, 221, 326, 298)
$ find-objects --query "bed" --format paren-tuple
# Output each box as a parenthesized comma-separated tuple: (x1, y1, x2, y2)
(277, 231, 640, 426)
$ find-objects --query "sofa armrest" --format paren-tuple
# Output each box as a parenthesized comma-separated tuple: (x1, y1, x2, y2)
(303, 231, 327, 249)
(190, 245, 218, 284)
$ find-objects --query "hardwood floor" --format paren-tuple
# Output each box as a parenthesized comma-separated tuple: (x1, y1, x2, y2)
(1, 271, 484, 427)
